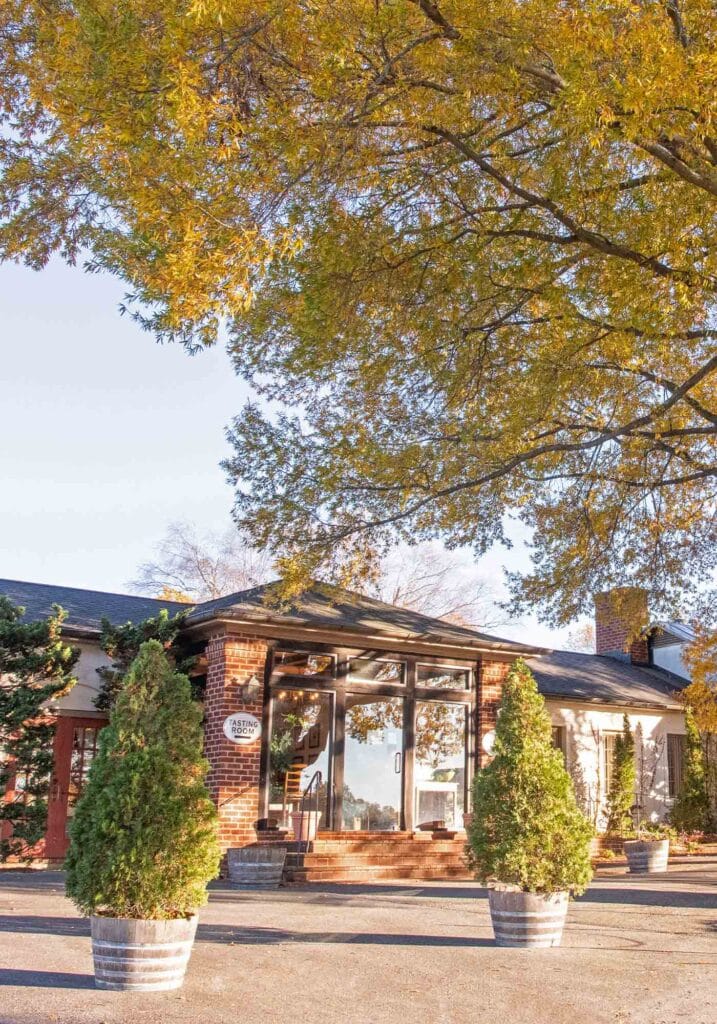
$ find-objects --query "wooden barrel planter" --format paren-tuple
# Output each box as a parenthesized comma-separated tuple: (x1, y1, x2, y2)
(90, 915, 197, 991)
(488, 889, 569, 948)
(624, 838, 669, 873)
(227, 845, 287, 888)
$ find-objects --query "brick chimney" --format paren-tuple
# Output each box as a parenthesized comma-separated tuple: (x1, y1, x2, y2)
(594, 588, 650, 665)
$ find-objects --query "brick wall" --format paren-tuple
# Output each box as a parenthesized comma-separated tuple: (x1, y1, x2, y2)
(477, 658, 511, 767)
(594, 588, 649, 665)
(203, 631, 269, 853)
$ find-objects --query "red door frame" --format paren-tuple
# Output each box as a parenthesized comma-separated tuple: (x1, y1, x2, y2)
(45, 716, 106, 860)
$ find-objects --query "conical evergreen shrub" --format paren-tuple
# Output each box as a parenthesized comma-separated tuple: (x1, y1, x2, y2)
(65, 640, 221, 918)
(468, 659, 593, 895)
(671, 708, 712, 833)
(605, 714, 636, 835)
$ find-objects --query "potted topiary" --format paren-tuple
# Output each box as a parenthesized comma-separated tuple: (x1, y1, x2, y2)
(467, 660, 593, 948)
(65, 640, 221, 991)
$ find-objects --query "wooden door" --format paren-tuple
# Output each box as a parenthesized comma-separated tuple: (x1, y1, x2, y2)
(45, 717, 105, 859)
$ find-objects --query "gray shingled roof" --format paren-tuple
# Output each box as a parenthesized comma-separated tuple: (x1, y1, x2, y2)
(0, 576, 541, 653)
(186, 580, 542, 654)
(526, 650, 688, 710)
(0, 579, 188, 635)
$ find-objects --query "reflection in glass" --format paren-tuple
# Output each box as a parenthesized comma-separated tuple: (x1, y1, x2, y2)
(416, 665, 470, 689)
(343, 695, 404, 830)
(414, 702, 466, 829)
(274, 651, 335, 676)
(347, 659, 404, 684)
(269, 690, 331, 827)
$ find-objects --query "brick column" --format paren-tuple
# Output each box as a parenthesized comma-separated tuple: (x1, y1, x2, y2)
(477, 658, 511, 767)
(203, 632, 269, 853)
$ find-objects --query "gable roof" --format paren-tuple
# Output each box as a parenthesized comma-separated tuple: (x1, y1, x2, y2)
(526, 650, 688, 710)
(0, 578, 188, 637)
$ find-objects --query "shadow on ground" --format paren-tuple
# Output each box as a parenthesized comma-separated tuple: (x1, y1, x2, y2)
(0, 969, 94, 989)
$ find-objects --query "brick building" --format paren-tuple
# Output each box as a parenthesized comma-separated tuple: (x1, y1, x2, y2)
(0, 578, 690, 878)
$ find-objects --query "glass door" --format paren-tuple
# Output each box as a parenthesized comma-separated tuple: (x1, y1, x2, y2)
(268, 689, 333, 829)
(343, 695, 404, 831)
(414, 701, 466, 830)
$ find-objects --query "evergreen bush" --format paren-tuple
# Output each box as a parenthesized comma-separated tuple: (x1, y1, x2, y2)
(671, 708, 713, 833)
(468, 659, 593, 895)
(605, 714, 637, 836)
(0, 597, 78, 861)
(65, 640, 221, 918)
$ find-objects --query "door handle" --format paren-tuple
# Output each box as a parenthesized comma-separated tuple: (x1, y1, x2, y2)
(394, 751, 402, 774)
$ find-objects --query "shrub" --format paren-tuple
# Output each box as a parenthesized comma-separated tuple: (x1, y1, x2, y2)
(671, 708, 713, 833)
(0, 597, 78, 861)
(468, 659, 593, 895)
(605, 714, 637, 836)
(65, 640, 221, 918)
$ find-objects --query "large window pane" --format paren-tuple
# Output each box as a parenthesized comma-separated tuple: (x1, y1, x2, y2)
(269, 690, 332, 827)
(344, 695, 404, 830)
(414, 702, 466, 830)
(416, 665, 470, 690)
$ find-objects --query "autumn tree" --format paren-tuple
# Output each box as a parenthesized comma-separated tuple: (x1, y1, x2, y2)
(133, 521, 273, 603)
(2, 2, 717, 627)
(0, 597, 78, 861)
(371, 543, 502, 629)
(135, 521, 500, 628)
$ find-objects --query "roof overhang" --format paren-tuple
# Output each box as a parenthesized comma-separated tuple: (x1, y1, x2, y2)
(182, 610, 547, 662)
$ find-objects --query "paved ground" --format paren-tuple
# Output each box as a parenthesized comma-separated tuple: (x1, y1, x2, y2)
(0, 863, 716, 1024)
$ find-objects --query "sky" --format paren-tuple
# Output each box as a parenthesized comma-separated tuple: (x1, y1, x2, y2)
(0, 257, 582, 649)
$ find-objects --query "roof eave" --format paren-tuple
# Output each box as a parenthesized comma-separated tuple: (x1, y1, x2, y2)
(184, 608, 547, 657)
(541, 690, 684, 712)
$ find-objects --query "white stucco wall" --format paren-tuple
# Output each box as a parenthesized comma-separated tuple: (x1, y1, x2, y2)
(651, 643, 691, 681)
(548, 700, 686, 829)
(55, 639, 108, 716)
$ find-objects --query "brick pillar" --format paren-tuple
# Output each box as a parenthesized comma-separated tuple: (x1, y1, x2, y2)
(477, 658, 511, 767)
(203, 632, 269, 853)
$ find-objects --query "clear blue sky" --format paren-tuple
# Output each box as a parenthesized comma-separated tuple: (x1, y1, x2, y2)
(0, 258, 577, 647)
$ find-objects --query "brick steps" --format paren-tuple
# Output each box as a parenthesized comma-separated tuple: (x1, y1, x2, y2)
(286, 863, 472, 883)
(266, 831, 471, 883)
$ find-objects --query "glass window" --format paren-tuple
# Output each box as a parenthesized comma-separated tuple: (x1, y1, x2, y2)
(552, 725, 567, 762)
(347, 658, 404, 684)
(414, 702, 466, 830)
(66, 726, 101, 832)
(667, 733, 685, 798)
(274, 651, 335, 677)
(416, 664, 470, 690)
(603, 732, 620, 796)
(268, 690, 332, 828)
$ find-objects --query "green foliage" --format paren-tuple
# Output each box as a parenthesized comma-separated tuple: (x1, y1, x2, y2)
(468, 659, 593, 896)
(95, 608, 196, 711)
(0, 597, 78, 862)
(671, 708, 713, 833)
(1, 2, 716, 621)
(65, 640, 221, 919)
(605, 715, 637, 836)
